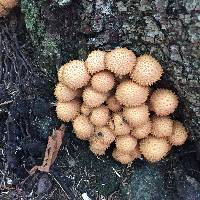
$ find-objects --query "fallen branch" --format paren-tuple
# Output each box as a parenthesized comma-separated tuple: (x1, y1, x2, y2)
(29, 124, 65, 175)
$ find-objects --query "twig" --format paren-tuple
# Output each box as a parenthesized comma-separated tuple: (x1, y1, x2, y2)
(0, 100, 13, 107)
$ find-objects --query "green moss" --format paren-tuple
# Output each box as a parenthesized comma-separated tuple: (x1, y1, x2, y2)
(21, 0, 61, 75)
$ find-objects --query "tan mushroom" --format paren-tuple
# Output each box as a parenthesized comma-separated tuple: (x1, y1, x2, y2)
(131, 54, 163, 86)
(105, 48, 136, 76)
(140, 136, 171, 162)
(116, 80, 149, 107)
(62, 60, 90, 89)
(56, 100, 81, 122)
(150, 89, 179, 116)
(73, 115, 94, 140)
(168, 121, 188, 146)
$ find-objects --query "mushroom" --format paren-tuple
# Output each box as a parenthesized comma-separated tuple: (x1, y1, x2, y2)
(151, 116, 173, 138)
(89, 137, 109, 155)
(168, 121, 188, 146)
(115, 135, 137, 154)
(112, 146, 141, 164)
(73, 115, 94, 140)
(139, 136, 171, 162)
(131, 120, 151, 139)
(105, 48, 136, 76)
(54, 83, 79, 102)
(90, 105, 110, 127)
(115, 80, 149, 107)
(110, 112, 131, 136)
(82, 86, 107, 108)
(106, 95, 122, 112)
(0, 0, 17, 17)
(80, 103, 92, 116)
(57, 64, 65, 83)
(56, 100, 81, 122)
(94, 126, 115, 145)
(85, 50, 106, 75)
(150, 89, 179, 116)
(123, 104, 150, 127)
(62, 60, 90, 89)
(131, 54, 163, 86)
(91, 71, 115, 93)
(0, 4, 8, 17)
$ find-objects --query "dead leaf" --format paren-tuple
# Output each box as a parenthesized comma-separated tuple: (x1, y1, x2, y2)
(30, 124, 65, 175)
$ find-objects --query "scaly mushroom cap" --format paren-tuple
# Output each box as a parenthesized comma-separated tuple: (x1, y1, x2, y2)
(106, 95, 122, 112)
(105, 48, 136, 76)
(94, 126, 115, 145)
(115, 135, 137, 154)
(112, 149, 134, 164)
(80, 103, 92, 116)
(89, 137, 109, 155)
(56, 100, 81, 122)
(54, 83, 79, 102)
(0, 0, 17, 9)
(90, 105, 110, 127)
(131, 121, 152, 139)
(140, 137, 171, 162)
(82, 87, 107, 108)
(57, 65, 65, 83)
(62, 60, 90, 89)
(131, 54, 163, 86)
(168, 121, 188, 146)
(111, 113, 131, 136)
(73, 115, 94, 140)
(91, 71, 115, 93)
(151, 116, 173, 138)
(0, 4, 8, 16)
(123, 104, 150, 127)
(85, 50, 106, 75)
(150, 89, 179, 116)
(115, 80, 149, 107)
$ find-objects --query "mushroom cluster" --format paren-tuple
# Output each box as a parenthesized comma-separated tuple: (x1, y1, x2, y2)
(0, 0, 17, 17)
(55, 48, 188, 164)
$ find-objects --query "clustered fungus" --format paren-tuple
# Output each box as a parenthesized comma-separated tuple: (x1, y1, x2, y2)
(55, 47, 188, 164)
(0, 0, 17, 17)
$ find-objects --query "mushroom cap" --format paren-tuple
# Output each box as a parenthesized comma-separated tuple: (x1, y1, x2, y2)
(140, 137, 171, 162)
(1, 0, 17, 9)
(115, 135, 137, 154)
(57, 65, 66, 83)
(54, 83, 79, 102)
(94, 126, 115, 145)
(62, 60, 90, 89)
(115, 80, 149, 107)
(151, 116, 173, 138)
(56, 100, 81, 122)
(105, 48, 136, 76)
(91, 71, 115, 93)
(150, 89, 179, 116)
(89, 137, 109, 155)
(112, 149, 134, 164)
(80, 103, 92, 116)
(73, 115, 94, 140)
(0, 4, 8, 17)
(131, 120, 152, 139)
(168, 121, 188, 146)
(131, 54, 163, 86)
(82, 86, 107, 108)
(106, 95, 122, 112)
(111, 113, 131, 136)
(85, 50, 106, 75)
(90, 105, 110, 127)
(123, 104, 150, 127)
